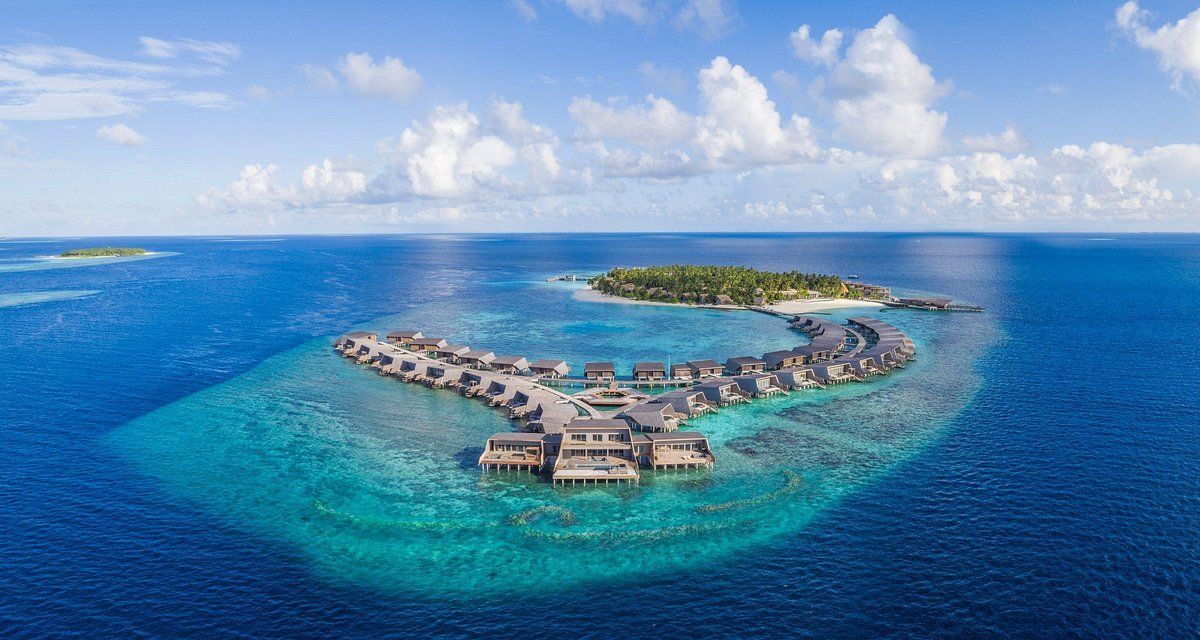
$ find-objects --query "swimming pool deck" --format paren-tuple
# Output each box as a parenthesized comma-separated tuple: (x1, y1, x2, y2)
(333, 312, 916, 486)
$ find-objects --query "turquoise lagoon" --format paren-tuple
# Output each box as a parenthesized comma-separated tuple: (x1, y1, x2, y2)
(110, 281, 994, 596)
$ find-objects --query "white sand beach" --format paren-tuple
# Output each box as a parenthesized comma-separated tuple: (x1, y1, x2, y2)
(765, 298, 885, 314)
(572, 286, 744, 310)
(573, 285, 883, 313)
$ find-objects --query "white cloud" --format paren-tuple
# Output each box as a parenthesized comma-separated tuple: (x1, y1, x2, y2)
(675, 0, 736, 38)
(137, 37, 242, 66)
(0, 43, 233, 121)
(202, 101, 572, 211)
(823, 15, 949, 157)
(695, 56, 818, 166)
(337, 53, 422, 102)
(961, 125, 1028, 153)
(511, 0, 538, 21)
(638, 61, 687, 94)
(569, 57, 818, 177)
(568, 95, 694, 146)
(790, 24, 843, 67)
(301, 63, 339, 91)
(1115, 1, 1200, 91)
(96, 123, 146, 147)
(560, 0, 652, 24)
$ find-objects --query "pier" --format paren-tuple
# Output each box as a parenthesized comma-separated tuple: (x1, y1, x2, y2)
(333, 311, 918, 487)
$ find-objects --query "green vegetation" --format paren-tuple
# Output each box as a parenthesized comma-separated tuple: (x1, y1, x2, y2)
(59, 247, 147, 258)
(589, 265, 853, 305)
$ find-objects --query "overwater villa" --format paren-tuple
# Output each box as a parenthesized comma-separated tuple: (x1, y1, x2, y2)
(725, 356, 766, 375)
(335, 311, 915, 487)
(458, 350, 495, 369)
(530, 358, 570, 378)
(636, 432, 715, 471)
(491, 355, 530, 374)
(669, 363, 692, 380)
(552, 419, 640, 485)
(734, 373, 787, 398)
(409, 337, 448, 352)
(687, 359, 724, 378)
(583, 362, 616, 381)
(632, 361, 667, 381)
(386, 330, 423, 345)
(433, 344, 471, 361)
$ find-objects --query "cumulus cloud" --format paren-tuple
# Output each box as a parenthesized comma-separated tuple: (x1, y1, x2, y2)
(822, 15, 950, 157)
(337, 53, 422, 102)
(1115, 1, 1200, 91)
(790, 24, 843, 66)
(200, 100, 571, 210)
(96, 123, 146, 147)
(961, 125, 1028, 153)
(569, 57, 817, 177)
(568, 95, 694, 146)
(302, 53, 422, 102)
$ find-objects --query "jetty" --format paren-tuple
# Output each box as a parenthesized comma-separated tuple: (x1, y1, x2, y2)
(333, 311, 918, 487)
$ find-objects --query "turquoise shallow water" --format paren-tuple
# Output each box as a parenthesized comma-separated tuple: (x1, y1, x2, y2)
(6, 234, 1200, 637)
(110, 285, 993, 595)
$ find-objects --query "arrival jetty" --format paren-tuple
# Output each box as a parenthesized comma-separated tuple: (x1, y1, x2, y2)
(333, 310, 917, 487)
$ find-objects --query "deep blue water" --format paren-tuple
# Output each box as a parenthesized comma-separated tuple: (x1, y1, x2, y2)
(1, 234, 1197, 638)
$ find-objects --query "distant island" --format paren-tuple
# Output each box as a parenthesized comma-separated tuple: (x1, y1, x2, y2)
(588, 265, 889, 306)
(59, 247, 147, 258)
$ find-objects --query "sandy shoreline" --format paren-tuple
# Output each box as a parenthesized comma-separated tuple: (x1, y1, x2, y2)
(572, 286, 884, 313)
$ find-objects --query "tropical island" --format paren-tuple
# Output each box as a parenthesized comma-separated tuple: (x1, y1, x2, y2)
(587, 265, 889, 306)
(59, 247, 148, 258)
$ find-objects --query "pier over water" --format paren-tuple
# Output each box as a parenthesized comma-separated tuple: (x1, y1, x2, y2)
(334, 312, 917, 486)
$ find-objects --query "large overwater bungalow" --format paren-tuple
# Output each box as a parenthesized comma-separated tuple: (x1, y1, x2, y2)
(552, 419, 640, 485)
(687, 359, 724, 378)
(433, 344, 471, 361)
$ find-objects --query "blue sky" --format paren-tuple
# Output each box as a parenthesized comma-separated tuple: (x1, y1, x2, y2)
(3, 0, 1200, 235)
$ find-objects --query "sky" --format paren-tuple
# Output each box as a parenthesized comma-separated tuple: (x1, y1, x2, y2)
(3, 0, 1200, 236)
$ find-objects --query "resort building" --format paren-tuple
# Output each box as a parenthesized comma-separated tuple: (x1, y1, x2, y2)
(654, 389, 715, 417)
(583, 362, 616, 381)
(409, 337, 448, 352)
(632, 361, 667, 381)
(734, 373, 786, 397)
(695, 380, 747, 405)
(552, 419, 640, 485)
(845, 282, 892, 299)
(490, 355, 530, 374)
(386, 330, 423, 345)
(478, 432, 545, 472)
(772, 369, 822, 390)
(433, 344, 471, 361)
(636, 432, 715, 471)
(687, 359, 724, 378)
(897, 296, 953, 309)
(530, 358, 570, 378)
(458, 350, 496, 369)
(622, 402, 680, 432)
(762, 349, 803, 370)
(669, 363, 693, 380)
(725, 356, 767, 375)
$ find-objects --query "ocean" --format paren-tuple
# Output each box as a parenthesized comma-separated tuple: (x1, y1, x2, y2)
(1, 233, 1196, 638)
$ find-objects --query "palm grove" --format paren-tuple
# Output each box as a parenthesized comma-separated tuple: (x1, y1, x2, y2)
(589, 265, 854, 305)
